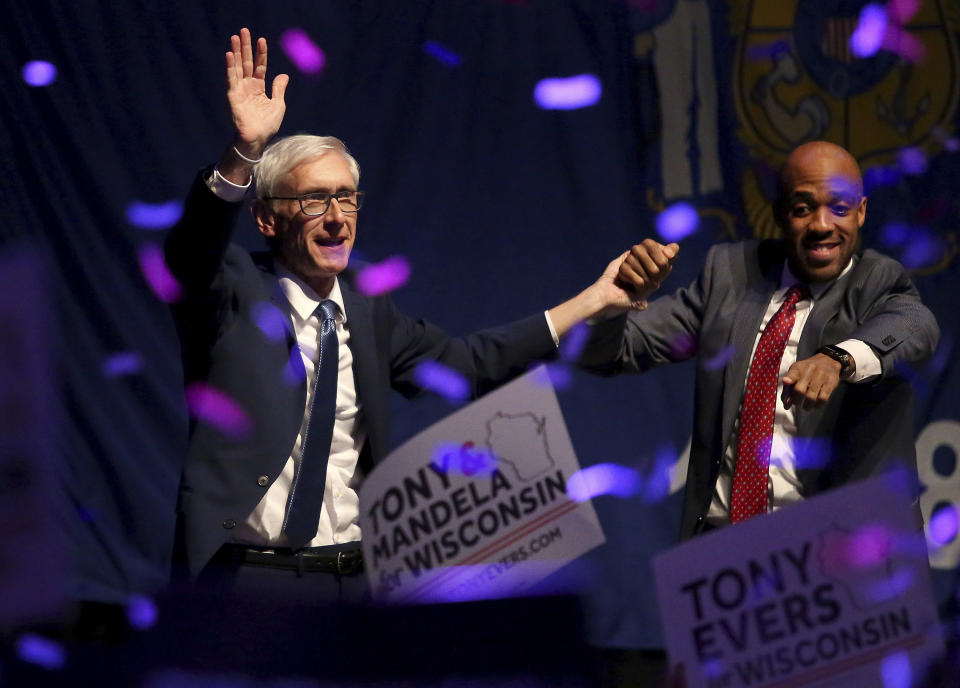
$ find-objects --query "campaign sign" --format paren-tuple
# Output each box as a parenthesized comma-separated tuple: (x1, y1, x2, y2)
(359, 366, 605, 604)
(654, 476, 943, 688)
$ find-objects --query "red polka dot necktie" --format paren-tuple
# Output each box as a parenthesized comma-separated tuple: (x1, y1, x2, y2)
(730, 285, 807, 524)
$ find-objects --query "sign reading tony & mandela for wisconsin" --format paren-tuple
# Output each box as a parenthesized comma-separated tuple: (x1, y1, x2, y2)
(654, 476, 943, 688)
(359, 367, 605, 604)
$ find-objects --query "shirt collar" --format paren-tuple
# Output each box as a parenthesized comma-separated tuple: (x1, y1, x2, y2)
(779, 255, 855, 301)
(275, 265, 347, 324)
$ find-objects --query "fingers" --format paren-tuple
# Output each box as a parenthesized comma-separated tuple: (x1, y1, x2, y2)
(254, 37, 268, 79)
(271, 73, 290, 102)
(781, 356, 841, 410)
(618, 239, 678, 294)
(240, 27, 255, 78)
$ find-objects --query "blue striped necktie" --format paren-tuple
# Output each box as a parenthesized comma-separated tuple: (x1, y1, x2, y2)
(284, 299, 339, 549)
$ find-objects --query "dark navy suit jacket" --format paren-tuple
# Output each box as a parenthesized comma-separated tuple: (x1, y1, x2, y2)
(165, 172, 556, 577)
(579, 240, 939, 539)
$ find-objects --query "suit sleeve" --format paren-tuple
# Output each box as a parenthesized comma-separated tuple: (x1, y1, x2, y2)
(839, 253, 939, 376)
(164, 169, 243, 300)
(576, 244, 718, 375)
(382, 299, 558, 400)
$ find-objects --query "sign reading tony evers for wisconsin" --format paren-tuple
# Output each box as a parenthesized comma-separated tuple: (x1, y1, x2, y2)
(359, 366, 605, 604)
(654, 475, 943, 688)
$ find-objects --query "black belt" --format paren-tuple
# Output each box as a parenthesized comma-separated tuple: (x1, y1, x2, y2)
(224, 545, 364, 575)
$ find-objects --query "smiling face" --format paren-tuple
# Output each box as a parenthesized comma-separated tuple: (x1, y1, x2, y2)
(777, 142, 867, 283)
(254, 152, 358, 296)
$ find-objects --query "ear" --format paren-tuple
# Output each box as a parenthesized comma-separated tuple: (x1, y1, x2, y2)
(251, 199, 278, 238)
(856, 195, 867, 228)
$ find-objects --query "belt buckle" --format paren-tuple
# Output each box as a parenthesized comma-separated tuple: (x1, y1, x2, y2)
(336, 550, 346, 575)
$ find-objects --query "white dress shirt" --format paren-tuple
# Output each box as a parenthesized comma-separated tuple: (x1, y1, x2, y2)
(232, 271, 366, 547)
(706, 259, 881, 525)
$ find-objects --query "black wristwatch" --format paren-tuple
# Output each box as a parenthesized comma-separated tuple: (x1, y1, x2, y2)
(818, 344, 855, 379)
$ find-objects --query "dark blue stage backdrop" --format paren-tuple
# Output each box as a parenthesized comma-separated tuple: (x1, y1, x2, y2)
(2, 0, 957, 650)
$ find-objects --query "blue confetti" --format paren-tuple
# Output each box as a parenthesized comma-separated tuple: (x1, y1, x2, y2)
(15, 634, 66, 670)
(22, 61, 57, 87)
(566, 463, 641, 502)
(126, 200, 184, 230)
(534, 74, 602, 110)
(423, 41, 462, 67)
(414, 361, 470, 402)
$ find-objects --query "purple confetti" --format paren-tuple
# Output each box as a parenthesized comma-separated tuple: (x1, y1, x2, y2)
(745, 40, 790, 61)
(704, 344, 736, 371)
(534, 74, 602, 110)
(251, 301, 288, 342)
(355, 256, 411, 297)
(566, 463, 641, 502)
(126, 595, 158, 630)
(432, 442, 497, 477)
(850, 4, 888, 59)
(184, 382, 251, 439)
(863, 567, 915, 604)
(22, 60, 57, 87)
(863, 165, 902, 193)
(423, 41, 462, 67)
(284, 347, 306, 386)
(669, 332, 697, 359)
(281, 28, 326, 74)
(897, 147, 927, 175)
(641, 447, 675, 503)
(15, 634, 66, 670)
(847, 524, 894, 569)
(888, 0, 921, 24)
(532, 363, 574, 390)
(901, 230, 944, 270)
(414, 361, 469, 402)
(881, 222, 911, 247)
(126, 200, 183, 229)
(792, 438, 834, 470)
(656, 202, 699, 242)
(881, 651, 911, 688)
(881, 25, 926, 62)
(560, 321, 590, 362)
(929, 503, 959, 548)
(138, 243, 182, 303)
(102, 351, 144, 377)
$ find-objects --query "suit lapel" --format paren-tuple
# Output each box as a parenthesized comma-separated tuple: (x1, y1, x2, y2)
(794, 262, 853, 437)
(720, 243, 784, 449)
(340, 281, 388, 462)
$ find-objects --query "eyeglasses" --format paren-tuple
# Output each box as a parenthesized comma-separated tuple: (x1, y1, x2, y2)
(264, 190, 365, 216)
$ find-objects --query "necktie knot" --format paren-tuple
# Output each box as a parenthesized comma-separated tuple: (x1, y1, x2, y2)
(783, 284, 809, 308)
(317, 299, 338, 323)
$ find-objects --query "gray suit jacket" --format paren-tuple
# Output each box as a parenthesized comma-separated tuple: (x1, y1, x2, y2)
(579, 240, 939, 539)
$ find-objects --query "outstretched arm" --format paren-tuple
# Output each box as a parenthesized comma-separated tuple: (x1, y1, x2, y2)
(548, 239, 679, 339)
(216, 28, 289, 185)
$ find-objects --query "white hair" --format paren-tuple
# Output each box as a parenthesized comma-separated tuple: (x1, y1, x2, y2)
(253, 134, 360, 199)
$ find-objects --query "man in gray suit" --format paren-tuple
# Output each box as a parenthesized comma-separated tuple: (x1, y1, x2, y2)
(580, 141, 939, 539)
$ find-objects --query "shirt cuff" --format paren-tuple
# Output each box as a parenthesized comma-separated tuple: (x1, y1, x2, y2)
(544, 311, 560, 348)
(838, 339, 881, 382)
(206, 167, 251, 203)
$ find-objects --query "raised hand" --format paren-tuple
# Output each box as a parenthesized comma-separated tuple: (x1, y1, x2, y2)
(224, 28, 289, 162)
